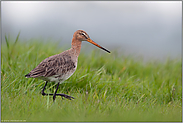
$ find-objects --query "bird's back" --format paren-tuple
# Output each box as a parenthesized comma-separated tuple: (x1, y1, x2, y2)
(25, 49, 77, 83)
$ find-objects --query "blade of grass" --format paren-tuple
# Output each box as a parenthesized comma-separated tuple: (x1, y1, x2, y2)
(5, 34, 9, 50)
(10, 31, 21, 57)
(5, 34, 10, 62)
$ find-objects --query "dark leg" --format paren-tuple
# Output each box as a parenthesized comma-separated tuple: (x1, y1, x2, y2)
(53, 83, 60, 101)
(41, 81, 48, 96)
(41, 81, 75, 101)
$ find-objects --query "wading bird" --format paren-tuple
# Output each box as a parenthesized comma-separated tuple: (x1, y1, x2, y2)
(25, 30, 110, 102)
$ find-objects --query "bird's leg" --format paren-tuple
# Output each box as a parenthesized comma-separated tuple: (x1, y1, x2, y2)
(41, 81, 48, 96)
(53, 83, 59, 101)
(53, 83, 75, 101)
(41, 81, 75, 101)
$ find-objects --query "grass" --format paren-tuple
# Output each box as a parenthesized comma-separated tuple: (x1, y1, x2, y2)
(1, 34, 182, 122)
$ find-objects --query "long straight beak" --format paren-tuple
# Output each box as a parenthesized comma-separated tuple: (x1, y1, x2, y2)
(87, 38, 111, 53)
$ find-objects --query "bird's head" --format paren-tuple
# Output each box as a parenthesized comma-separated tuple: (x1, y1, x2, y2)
(73, 30, 111, 53)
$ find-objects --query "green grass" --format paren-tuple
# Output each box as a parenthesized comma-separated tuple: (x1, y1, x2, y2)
(1, 34, 182, 122)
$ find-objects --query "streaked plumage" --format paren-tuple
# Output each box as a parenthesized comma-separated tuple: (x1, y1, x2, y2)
(25, 30, 110, 101)
(25, 50, 77, 83)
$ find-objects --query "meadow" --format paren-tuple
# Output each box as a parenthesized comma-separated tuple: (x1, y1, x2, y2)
(1, 34, 182, 122)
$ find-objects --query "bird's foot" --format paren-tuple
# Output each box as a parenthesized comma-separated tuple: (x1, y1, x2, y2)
(56, 93, 75, 100)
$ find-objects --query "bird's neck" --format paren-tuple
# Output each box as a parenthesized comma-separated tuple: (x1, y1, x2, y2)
(71, 38, 82, 57)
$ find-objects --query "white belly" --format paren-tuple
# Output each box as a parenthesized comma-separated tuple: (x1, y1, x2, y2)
(43, 65, 77, 84)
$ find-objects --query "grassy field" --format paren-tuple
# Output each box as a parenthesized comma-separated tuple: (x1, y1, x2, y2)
(1, 34, 182, 122)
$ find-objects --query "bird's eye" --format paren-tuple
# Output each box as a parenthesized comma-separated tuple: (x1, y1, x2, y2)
(81, 32, 88, 39)
(81, 33, 85, 36)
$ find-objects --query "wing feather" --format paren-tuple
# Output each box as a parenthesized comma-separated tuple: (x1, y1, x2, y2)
(25, 53, 76, 78)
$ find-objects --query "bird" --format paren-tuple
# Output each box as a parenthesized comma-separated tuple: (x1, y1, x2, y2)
(25, 30, 111, 102)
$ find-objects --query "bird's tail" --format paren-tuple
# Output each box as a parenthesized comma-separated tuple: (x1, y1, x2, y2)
(25, 73, 31, 78)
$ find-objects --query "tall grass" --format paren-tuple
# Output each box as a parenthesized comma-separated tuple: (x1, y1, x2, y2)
(1, 34, 182, 122)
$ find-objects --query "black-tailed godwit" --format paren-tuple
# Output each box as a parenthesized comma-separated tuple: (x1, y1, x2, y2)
(25, 30, 110, 102)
